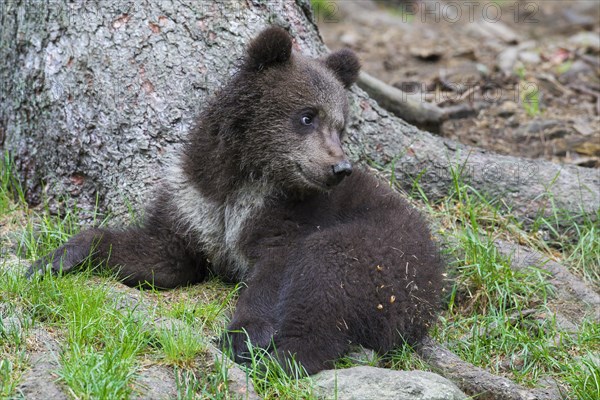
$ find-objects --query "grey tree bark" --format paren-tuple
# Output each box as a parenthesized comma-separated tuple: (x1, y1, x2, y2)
(1, 0, 598, 222)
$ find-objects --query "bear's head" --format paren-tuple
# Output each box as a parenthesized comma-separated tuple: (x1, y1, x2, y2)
(214, 26, 361, 193)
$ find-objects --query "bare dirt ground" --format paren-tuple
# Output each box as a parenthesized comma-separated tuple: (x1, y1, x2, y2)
(318, 0, 600, 168)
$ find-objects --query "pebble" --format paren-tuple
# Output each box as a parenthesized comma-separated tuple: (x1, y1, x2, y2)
(563, 9, 596, 29)
(496, 101, 518, 118)
(497, 46, 518, 76)
(569, 32, 600, 52)
(519, 51, 541, 64)
(340, 32, 359, 47)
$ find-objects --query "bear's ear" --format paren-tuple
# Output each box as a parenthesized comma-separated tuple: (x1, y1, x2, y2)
(245, 26, 293, 71)
(324, 49, 361, 89)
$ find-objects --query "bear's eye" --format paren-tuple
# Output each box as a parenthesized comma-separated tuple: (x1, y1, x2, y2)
(301, 115, 314, 126)
(295, 108, 319, 133)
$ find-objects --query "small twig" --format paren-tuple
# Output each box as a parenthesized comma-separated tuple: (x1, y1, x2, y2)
(577, 51, 600, 68)
(568, 83, 600, 99)
(471, 19, 520, 44)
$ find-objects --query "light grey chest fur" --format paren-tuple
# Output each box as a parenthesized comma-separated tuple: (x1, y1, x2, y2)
(166, 162, 269, 279)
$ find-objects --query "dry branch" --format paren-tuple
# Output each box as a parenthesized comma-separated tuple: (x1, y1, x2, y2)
(357, 71, 446, 132)
(469, 19, 520, 44)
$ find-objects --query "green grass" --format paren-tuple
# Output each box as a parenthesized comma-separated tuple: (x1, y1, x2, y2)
(382, 342, 429, 372)
(174, 367, 204, 399)
(310, 0, 338, 21)
(16, 195, 106, 261)
(334, 346, 381, 369)
(556, 60, 574, 75)
(173, 360, 232, 400)
(522, 89, 541, 117)
(524, 173, 600, 288)
(241, 340, 317, 399)
(449, 230, 552, 315)
(0, 152, 25, 215)
(153, 322, 207, 366)
(565, 213, 600, 284)
(165, 282, 240, 335)
(515, 66, 542, 117)
(540, 208, 600, 288)
(438, 167, 599, 396)
(1, 265, 151, 398)
(0, 302, 30, 398)
(59, 342, 142, 399)
(0, 253, 238, 398)
(0, 162, 239, 399)
(0, 351, 27, 398)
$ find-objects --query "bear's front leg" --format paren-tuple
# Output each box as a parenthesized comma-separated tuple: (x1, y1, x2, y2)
(28, 223, 207, 289)
(224, 257, 285, 364)
(270, 285, 349, 375)
(264, 234, 355, 375)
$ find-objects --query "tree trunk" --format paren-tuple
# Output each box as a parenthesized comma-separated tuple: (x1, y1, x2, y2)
(1, 0, 598, 222)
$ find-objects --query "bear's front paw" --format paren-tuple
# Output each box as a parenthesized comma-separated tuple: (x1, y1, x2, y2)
(26, 238, 98, 279)
(26, 248, 71, 278)
(26, 229, 105, 279)
(222, 320, 275, 365)
(26, 256, 51, 279)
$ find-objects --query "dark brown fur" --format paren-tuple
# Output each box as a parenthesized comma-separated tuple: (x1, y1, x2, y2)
(229, 171, 443, 373)
(29, 27, 444, 374)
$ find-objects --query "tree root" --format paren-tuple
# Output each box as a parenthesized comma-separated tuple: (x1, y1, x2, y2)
(417, 336, 564, 400)
(357, 71, 446, 133)
(494, 239, 600, 316)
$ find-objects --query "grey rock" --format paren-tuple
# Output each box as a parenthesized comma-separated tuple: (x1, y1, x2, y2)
(221, 360, 260, 400)
(18, 329, 67, 400)
(133, 364, 178, 400)
(0, 315, 24, 338)
(544, 127, 570, 140)
(563, 9, 597, 30)
(208, 345, 260, 400)
(313, 366, 467, 400)
(18, 353, 68, 400)
(558, 59, 593, 84)
(340, 32, 359, 47)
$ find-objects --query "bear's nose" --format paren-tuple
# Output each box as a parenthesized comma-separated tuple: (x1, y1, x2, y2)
(332, 160, 353, 177)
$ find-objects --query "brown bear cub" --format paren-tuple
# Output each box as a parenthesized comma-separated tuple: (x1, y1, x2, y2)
(29, 27, 444, 375)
